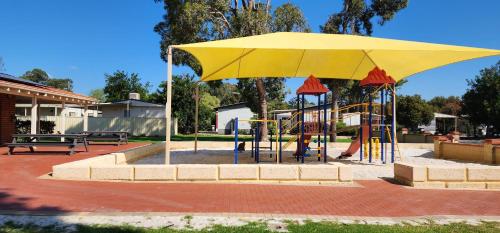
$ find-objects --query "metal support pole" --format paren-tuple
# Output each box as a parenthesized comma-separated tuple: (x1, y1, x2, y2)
(317, 94, 321, 161)
(251, 129, 254, 158)
(368, 87, 373, 163)
(301, 94, 305, 163)
(256, 122, 260, 163)
(279, 119, 283, 163)
(234, 118, 238, 164)
(296, 94, 300, 161)
(380, 88, 385, 163)
(391, 84, 396, 163)
(360, 89, 363, 161)
(323, 93, 328, 163)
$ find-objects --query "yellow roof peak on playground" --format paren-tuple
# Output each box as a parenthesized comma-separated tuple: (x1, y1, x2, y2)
(173, 32, 500, 82)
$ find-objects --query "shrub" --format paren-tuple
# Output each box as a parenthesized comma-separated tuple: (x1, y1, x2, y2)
(15, 120, 56, 134)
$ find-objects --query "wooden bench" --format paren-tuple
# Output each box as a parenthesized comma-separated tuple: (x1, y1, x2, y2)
(81, 131, 128, 145)
(7, 134, 88, 156)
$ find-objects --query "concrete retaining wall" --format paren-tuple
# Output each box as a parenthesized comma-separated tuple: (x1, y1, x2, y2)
(394, 162, 500, 190)
(434, 138, 499, 164)
(52, 149, 352, 184)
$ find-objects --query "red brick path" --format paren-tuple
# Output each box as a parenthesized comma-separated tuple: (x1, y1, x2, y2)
(0, 143, 499, 217)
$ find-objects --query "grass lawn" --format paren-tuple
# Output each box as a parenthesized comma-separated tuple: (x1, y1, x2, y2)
(129, 134, 352, 143)
(1, 221, 498, 233)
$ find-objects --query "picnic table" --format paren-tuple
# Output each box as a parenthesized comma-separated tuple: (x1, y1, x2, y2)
(7, 134, 88, 156)
(81, 131, 128, 145)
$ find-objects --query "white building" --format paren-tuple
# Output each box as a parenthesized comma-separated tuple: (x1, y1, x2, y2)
(16, 103, 100, 117)
(95, 93, 165, 118)
(215, 103, 254, 134)
(419, 112, 458, 134)
(97, 100, 165, 118)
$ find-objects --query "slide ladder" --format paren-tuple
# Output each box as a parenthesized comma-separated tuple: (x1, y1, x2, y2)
(385, 126, 403, 161)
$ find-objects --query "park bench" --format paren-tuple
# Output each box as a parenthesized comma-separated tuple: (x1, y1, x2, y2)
(81, 131, 128, 145)
(6, 134, 88, 156)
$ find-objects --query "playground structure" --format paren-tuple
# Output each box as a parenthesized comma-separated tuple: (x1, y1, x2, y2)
(351, 67, 399, 163)
(233, 73, 400, 164)
(233, 75, 329, 164)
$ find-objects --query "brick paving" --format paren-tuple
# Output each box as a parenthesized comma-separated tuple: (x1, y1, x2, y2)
(0, 143, 499, 217)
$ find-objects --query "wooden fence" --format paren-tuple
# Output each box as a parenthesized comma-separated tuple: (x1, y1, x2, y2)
(16, 116, 177, 137)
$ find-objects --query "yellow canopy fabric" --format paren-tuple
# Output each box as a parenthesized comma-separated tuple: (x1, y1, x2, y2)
(174, 32, 500, 82)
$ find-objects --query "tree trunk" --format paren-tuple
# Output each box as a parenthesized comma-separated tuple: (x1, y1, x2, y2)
(329, 91, 339, 142)
(256, 78, 268, 141)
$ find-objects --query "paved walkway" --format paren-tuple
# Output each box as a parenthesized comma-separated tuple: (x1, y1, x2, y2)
(0, 143, 499, 217)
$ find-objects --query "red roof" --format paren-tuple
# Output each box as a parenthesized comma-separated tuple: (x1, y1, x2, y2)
(296, 75, 329, 95)
(360, 67, 396, 86)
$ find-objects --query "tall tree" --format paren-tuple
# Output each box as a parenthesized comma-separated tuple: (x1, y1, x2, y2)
(154, 0, 309, 139)
(428, 96, 462, 115)
(89, 88, 106, 102)
(20, 68, 74, 91)
(462, 61, 500, 136)
(396, 94, 433, 131)
(320, 0, 408, 141)
(20, 68, 50, 83)
(103, 70, 151, 102)
(151, 74, 220, 133)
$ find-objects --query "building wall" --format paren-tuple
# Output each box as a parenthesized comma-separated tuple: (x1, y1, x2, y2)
(216, 107, 253, 134)
(0, 94, 16, 144)
(101, 106, 165, 118)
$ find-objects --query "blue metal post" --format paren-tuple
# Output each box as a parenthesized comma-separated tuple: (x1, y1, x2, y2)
(323, 93, 328, 163)
(279, 119, 282, 163)
(391, 85, 395, 163)
(360, 89, 364, 161)
(296, 94, 300, 162)
(251, 129, 254, 158)
(317, 95, 321, 161)
(380, 88, 385, 163)
(368, 87, 373, 163)
(255, 122, 260, 163)
(301, 94, 305, 163)
(234, 118, 239, 164)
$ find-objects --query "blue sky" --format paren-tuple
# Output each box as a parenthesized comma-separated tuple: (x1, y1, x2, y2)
(0, 0, 499, 101)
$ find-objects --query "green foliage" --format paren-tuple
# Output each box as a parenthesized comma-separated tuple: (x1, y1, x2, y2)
(428, 96, 462, 115)
(20, 68, 74, 91)
(396, 94, 434, 131)
(462, 61, 500, 135)
(16, 120, 56, 134)
(199, 92, 220, 131)
(237, 78, 287, 115)
(89, 88, 107, 102)
(20, 68, 50, 83)
(272, 3, 310, 32)
(151, 74, 220, 133)
(45, 78, 73, 91)
(207, 82, 241, 106)
(103, 70, 151, 102)
(320, 0, 408, 36)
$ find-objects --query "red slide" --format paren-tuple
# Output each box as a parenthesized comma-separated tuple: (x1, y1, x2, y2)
(339, 124, 369, 158)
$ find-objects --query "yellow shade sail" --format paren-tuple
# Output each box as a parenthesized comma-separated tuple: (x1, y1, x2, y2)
(173, 32, 500, 82)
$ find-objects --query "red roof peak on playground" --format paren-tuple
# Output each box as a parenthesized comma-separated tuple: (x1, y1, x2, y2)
(296, 75, 329, 95)
(360, 67, 396, 86)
